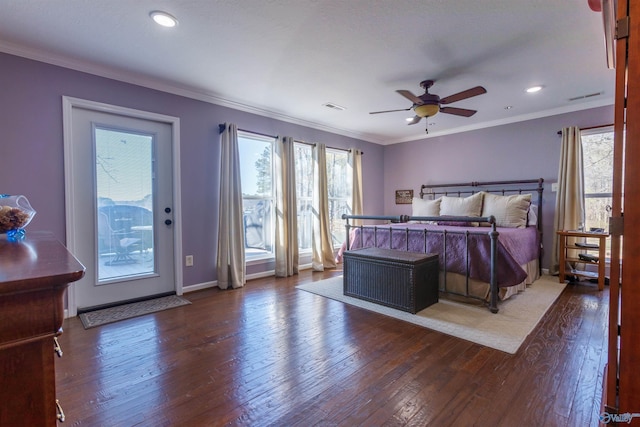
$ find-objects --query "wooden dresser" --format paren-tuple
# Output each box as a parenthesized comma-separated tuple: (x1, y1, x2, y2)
(0, 232, 85, 426)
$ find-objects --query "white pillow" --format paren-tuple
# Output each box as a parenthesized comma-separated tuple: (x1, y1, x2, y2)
(440, 192, 484, 217)
(411, 197, 441, 223)
(528, 204, 538, 226)
(481, 192, 532, 228)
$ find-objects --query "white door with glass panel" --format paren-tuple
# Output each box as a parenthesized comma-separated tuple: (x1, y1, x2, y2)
(64, 99, 178, 312)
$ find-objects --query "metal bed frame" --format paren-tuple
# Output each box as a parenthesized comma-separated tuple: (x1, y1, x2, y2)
(421, 178, 544, 274)
(342, 178, 544, 313)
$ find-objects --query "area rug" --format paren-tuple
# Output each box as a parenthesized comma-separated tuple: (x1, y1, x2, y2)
(296, 275, 566, 354)
(79, 295, 191, 329)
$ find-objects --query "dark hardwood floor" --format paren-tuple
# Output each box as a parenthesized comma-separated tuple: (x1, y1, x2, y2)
(55, 270, 608, 426)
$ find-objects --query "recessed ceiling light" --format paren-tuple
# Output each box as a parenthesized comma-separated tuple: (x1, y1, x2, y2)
(150, 11, 178, 27)
(504, 105, 513, 110)
(526, 85, 543, 93)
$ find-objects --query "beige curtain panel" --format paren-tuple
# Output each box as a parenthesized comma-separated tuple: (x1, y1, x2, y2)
(312, 143, 337, 271)
(275, 136, 299, 277)
(551, 126, 585, 275)
(350, 149, 364, 226)
(216, 123, 246, 289)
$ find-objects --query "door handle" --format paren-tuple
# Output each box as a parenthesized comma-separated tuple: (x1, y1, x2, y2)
(165, 219, 172, 226)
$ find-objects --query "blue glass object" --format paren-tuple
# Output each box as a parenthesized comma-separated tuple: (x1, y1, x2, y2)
(6, 228, 26, 241)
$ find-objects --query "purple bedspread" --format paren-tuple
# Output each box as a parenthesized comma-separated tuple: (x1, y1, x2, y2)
(340, 224, 539, 288)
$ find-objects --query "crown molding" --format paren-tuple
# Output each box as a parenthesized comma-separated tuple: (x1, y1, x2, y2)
(0, 41, 614, 147)
(387, 97, 615, 145)
(0, 41, 380, 143)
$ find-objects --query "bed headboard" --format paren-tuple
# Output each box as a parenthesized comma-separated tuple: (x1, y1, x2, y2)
(419, 178, 544, 203)
(419, 178, 545, 273)
(419, 178, 545, 231)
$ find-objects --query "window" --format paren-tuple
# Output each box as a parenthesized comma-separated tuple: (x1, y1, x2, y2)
(326, 148, 352, 247)
(581, 127, 614, 231)
(581, 127, 614, 258)
(238, 135, 352, 259)
(294, 143, 313, 252)
(294, 144, 353, 251)
(238, 132, 275, 259)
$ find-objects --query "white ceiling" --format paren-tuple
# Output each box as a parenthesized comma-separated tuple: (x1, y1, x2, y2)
(0, 0, 615, 145)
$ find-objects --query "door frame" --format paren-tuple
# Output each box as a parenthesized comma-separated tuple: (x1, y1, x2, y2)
(62, 96, 183, 317)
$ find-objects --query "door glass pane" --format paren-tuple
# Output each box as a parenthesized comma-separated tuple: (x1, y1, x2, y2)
(95, 127, 155, 282)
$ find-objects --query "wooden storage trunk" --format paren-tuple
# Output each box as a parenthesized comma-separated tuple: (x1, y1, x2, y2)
(343, 247, 439, 314)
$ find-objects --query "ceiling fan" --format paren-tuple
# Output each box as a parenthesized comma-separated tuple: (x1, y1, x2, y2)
(370, 80, 487, 132)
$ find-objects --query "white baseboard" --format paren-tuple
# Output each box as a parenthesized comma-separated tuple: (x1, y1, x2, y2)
(182, 270, 276, 293)
(246, 269, 276, 280)
(183, 280, 217, 293)
(182, 263, 315, 293)
(63, 270, 297, 317)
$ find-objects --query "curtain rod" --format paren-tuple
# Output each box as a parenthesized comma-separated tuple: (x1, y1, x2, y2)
(218, 124, 363, 154)
(294, 139, 363, 155)
(556, 123, 614, 136)
(218, 124, 277, 139)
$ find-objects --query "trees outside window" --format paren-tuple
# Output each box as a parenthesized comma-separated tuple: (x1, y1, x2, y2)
(294, 143, 313, 252)
(582, 128, 614, 230)
(326, 148, 351, 247)
(238, 132, 274, 259)
(294, 145, 352, 251)
(238, 133, 352, 260)
(581, 127, 614, 257)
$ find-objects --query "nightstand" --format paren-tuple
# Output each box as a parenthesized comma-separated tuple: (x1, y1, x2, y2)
(557, 230, 609, 290)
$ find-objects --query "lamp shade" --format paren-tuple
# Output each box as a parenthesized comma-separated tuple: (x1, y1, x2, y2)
(414, 104, 439, 117)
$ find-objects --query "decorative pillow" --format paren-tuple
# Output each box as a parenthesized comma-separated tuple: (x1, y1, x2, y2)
(481, 192, 532, 228)
(439, 192, 484, 217)
(411, 197, 441, 223)
(527, 204, 538, 227)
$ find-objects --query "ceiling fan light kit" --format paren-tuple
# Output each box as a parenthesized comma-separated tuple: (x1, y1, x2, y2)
(414, 103, 440, 118)
(370, 79, 487, 133)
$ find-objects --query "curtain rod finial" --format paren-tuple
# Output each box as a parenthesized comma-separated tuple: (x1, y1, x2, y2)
(219, 124, 226, 133)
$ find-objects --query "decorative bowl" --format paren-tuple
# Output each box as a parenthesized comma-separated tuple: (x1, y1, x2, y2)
(0, 194, 36, 241)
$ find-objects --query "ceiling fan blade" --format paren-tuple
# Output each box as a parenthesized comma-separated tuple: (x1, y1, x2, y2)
(407, 115, 422, 125)
(439, 86, 487, 104)
(369, 107, 412, 114)
(396, 90, 424, 105)
(439, 106, 477, 117)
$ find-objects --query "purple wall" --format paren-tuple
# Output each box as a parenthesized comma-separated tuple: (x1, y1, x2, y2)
(0, 52, 384, 285)
(382, 105, 614, 269)
(0, 51, 613, 278)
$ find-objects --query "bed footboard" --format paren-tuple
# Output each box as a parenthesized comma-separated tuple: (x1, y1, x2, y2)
(341, 214, 501, 313)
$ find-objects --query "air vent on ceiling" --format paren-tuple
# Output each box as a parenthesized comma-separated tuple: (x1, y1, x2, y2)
(568, 92, 603, 101)
(322, 102, 346, 111)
